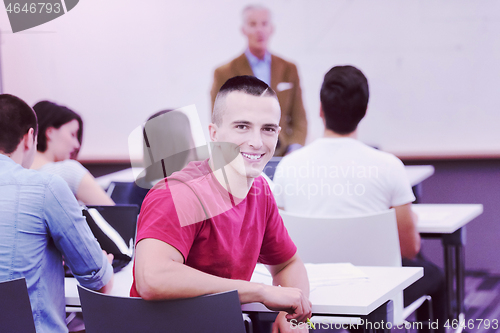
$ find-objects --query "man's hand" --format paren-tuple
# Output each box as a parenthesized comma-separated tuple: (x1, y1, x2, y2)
(261, 284, 311, 323)
(98, 250, 114, 294)
(272, 311, 310, 333)
(104, 250, 114, 264)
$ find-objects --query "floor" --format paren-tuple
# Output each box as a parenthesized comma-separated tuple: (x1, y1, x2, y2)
(461, 271, 500, 333)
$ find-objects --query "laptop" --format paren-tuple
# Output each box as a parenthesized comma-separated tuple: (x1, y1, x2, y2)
(81, 204, 139, 273)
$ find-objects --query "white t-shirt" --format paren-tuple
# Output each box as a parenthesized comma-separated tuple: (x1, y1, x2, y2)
(273, 138, 415, 217)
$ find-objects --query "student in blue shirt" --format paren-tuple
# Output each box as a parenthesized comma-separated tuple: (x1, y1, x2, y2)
(0, 94, 114, 333)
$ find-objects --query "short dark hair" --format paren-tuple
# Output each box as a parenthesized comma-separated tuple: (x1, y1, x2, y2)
(320, 65, 369, 135)
(0, 94, 38, 154)
(212, 75, 277, 125)
(33, 101, 83, 152)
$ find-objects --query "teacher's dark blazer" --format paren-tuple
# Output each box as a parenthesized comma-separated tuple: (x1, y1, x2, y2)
(210, 53, 307, 156)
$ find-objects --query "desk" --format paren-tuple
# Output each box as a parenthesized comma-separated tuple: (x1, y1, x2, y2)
(95, 167, 143, 189)
(65, 263, 134, 307)
(248, 265, 422, 333)
(66, 264, 422, 332)
(244, 265, 421, 316)
(405, 165, 435, 187)
(405, 165, 435, 203)
(414, 204, 484, 321)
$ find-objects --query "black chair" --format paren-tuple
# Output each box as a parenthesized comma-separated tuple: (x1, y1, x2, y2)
(78, 286, 247, 333)
(0, 278, 36, 333)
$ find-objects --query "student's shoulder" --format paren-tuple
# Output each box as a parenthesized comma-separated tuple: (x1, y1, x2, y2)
(20, 167, 75, 202)
(15, 164, 66, 187)
(147, 160, 211, 199)
(58, 159, 87, 171)
(278, 141, 320, 165)
(39, 159, 88, 176)
(355, 141, 406, 168)
(365, 144, 402, 162)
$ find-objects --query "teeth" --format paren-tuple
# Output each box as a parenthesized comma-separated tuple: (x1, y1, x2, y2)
(242, 153, 262, 160)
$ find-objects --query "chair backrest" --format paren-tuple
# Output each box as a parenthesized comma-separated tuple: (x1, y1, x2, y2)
(281, 209, 405, 323)
(280, 209, 402, 267)
(0, 278, 36, 333)
(78, 286, 246, 333)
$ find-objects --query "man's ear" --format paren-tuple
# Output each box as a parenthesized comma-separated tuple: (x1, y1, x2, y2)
(208, 123, 218, 142)
(24, 128, 35, 152)
(319, 105, 325, 120)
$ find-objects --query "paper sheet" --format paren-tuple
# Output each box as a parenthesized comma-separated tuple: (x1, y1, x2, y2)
(251, 263, 369, 290)
(305, 263, 369, 290)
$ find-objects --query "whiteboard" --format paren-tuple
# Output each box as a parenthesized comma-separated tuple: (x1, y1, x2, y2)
(1, 0, 499, 161)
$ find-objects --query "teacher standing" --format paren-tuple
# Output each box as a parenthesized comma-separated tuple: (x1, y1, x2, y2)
(210, 4, 308, 156)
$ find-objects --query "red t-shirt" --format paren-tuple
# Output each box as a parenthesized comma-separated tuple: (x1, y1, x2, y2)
(130, 160, 297, 297)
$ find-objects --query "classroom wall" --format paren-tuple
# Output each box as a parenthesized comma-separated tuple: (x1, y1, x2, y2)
(1, 0, 500, 161)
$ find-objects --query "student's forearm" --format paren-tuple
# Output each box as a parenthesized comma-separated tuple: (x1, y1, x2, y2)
(394, 204, 421, 259)
(98, 275, 114, 294)
(98, 251, 115, 294)
(270, 255, 309, 297)
(399, 217, 421, 259)
(268, 254, 312, 328)
(135, 239, 310, 317)
(136, 259, 266, 303)
(77, 172, 115, 206)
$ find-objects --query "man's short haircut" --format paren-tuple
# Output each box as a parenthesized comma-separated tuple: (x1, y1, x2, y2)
(33, 101, 83, 152)
(212, 75, 277, 125)
(0, 94, 38, 154)
(320, 65, 369, 135)
(242, 4, 271, 23)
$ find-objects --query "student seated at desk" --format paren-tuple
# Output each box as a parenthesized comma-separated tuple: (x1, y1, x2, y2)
(0, 94, 114, 333)
(30, 101, 114, 206)
(132, 76, 312, 332)
(130, 109, 200, 208)
(273, 66, 446, 333)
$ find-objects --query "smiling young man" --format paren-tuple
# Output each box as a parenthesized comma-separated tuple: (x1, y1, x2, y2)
(132, 76, 311, 332)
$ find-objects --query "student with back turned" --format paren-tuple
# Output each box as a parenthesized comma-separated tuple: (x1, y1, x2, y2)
(0, 94, 113, 333)
(274, 66, 446, 333)
(132, 76, 311, 332)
